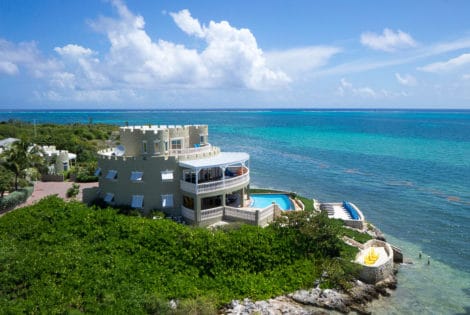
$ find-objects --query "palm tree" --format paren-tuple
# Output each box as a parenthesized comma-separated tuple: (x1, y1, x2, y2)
(0, 165, 13, 197)
(0, 139, 45, 190)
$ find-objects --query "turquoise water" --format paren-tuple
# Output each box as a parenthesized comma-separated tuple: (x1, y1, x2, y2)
(250, 194, 293, 210)
(1, 109, 469, 314)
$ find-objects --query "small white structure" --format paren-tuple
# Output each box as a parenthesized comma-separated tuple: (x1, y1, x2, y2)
(42, 145, 77, 174)
(355, 239, 394, 284)
(0, 137, 19, 154)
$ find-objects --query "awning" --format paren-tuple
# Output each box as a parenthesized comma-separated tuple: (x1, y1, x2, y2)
(131, 195, 144, 208)
(94, 168, 101, 176)
(105, 170, 117, 180)
(179, 152, 249, 169)
(162, 194, 174, 208)
(130, 171, 143, 181)
(104, 193, 114, 203)
(161, 170, 174, 181)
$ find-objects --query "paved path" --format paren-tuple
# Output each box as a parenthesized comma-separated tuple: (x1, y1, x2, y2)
(1, 181, 98, 217)
(24, 181, 98, 206)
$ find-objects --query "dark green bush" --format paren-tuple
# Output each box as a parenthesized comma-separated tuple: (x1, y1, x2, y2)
(0, 196, 359, 313)
(0, 186, 33, 211)
(76, 173, 98, 183)
(66, 183, 80, 198)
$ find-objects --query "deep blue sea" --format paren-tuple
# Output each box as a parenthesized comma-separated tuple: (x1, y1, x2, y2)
(1, 109, 469, 314)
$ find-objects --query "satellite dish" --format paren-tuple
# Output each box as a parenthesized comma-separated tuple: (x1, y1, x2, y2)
(114, 145, 126, 156)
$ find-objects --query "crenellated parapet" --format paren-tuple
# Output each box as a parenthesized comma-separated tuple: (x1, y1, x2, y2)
(99, 124, 210, 158)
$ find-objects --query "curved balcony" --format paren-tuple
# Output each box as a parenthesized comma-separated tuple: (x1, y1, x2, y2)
(180, 169, 250, 194)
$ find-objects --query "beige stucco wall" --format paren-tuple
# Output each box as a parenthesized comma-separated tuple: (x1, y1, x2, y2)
(97, 124, 248, 224)
(98, 155, 182, 215)
(118, 125, 209, 157)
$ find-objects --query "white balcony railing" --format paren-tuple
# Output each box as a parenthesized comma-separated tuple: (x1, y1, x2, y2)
(201, 206, 224, 221)
(180, 170, 250, 194)
(181, 206, 195, 221)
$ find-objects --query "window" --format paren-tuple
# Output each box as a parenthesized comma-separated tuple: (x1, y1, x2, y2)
(154, 141, 160, 154)
(94, 168, 101, 176)
(162, 194, 174, 208)
(104, 193, 114, 203)
(183, 195, 194, 210)
(131, 195, 144, 208)
(200, 135, 205, 144)
(105, 170, 117, 180)
(171, 139, 182, 150)
(161, 170, 174, 181)
(164, 141, 169, 152)
(130, 171, 143, 182)
(142, 141, 147, 153)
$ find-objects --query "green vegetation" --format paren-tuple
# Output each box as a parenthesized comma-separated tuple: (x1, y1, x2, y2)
(0, 120, 118, 184)
(0, 120, 118, 164)
(338, 223, 373, 244)
(0, 187, 33, 212)
(0, 139, 45, 190)
(0, 165, 14, 198)
(0, 197, 361, 314)
(296, 195, 314, 211)
(66, 183, 80, 198)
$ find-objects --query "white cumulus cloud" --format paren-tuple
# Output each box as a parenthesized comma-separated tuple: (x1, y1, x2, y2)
(169, 9, 204, 38)
(265, 46, 341, 77)
(169, 9, 290, 89)
(0, 61, 19, 75)
(361, 28, 416, 52)
(0, 38, 59, 77)
(81, 1, 289, 90)
(395, 73, 417, 86)
(54, 44, 94, 57)
(418, 53, 470, 72)
(36, 0, 290, 102)
(337, 78, 377, 97)
(337, 78, 402, 98)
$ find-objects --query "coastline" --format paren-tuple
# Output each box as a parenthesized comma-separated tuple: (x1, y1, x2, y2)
(224, 273, 397, 314)
(223, 223, 400, 315)
(1, 111, 469, 313)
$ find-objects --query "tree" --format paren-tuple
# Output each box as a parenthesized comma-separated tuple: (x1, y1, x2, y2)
(0, 165, 13, 197)
(0, 139, 45, 190)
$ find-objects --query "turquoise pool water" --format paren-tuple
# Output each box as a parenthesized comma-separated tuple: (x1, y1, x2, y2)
(250, 194, 293, 210)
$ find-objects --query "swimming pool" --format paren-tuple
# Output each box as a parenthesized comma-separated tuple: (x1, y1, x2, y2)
(249, 194, 294, 210)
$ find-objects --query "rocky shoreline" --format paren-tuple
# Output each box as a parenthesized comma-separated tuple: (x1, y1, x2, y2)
(224, 224, 399, 315)
(224, 270, 398, 314)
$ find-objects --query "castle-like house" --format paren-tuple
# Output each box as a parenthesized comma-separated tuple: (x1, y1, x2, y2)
(97, 125, 251, 225)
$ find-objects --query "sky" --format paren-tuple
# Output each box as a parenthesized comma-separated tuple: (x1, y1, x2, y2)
(1, 0, 470, 109)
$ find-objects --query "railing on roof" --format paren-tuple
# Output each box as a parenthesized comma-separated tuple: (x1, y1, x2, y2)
(97, 144, 219, 160)
(169, 144, 212, 156)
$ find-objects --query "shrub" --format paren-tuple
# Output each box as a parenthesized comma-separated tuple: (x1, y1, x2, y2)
(76, 173, 99, 183)
(66, 183, 80, 198)
(0, 186, 33, 211)
(75, 162, 99, 183)
(0, 196, 361, 313)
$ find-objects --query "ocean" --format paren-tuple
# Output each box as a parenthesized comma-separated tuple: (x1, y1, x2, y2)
(1, 109, 469, 314)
